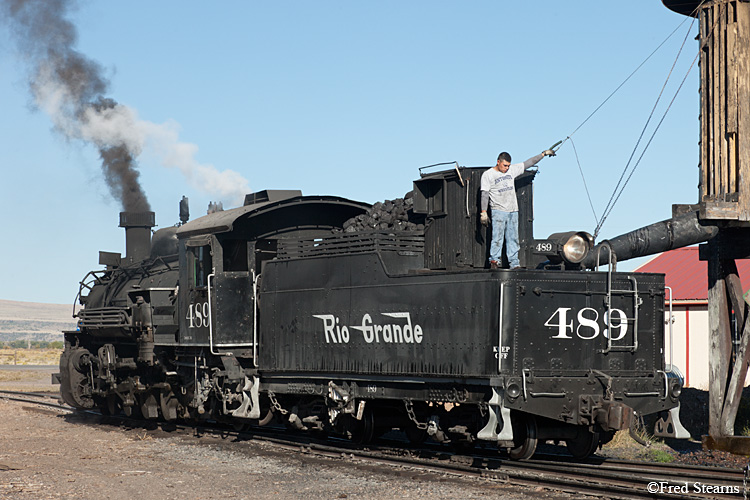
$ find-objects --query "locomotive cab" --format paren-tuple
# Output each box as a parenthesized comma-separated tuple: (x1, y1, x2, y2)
(175, 191, 370, 357)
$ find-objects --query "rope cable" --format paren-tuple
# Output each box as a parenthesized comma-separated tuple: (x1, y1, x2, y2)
(596, 55, 699, 236)
(594, 1, 720, 238)
(593, 13, 697, 238)
(568, 136, 599, 227)
(556, 14, 692, 151)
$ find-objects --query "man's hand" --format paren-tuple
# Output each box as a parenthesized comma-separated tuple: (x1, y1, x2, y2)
(543, 149, 556, 157)
(480, 211, 489, 226)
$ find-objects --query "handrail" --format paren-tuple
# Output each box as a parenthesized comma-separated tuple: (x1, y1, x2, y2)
(418, 161, 459, 175)
(253, 270, 259, 368)
(207, 271, 218, 355)
(594, 240, 617, 273)
(598, 241, 616, 354)
(665, 286, 674, 373)
(73, 270, 108, 317)
(630, 276, 640, 352)
(498, 283, 505, 373)
(601, 275, 640, 354)
(596, 241, 640, 354)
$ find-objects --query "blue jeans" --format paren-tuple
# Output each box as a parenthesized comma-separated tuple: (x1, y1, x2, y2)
(490, 210, 519, 268)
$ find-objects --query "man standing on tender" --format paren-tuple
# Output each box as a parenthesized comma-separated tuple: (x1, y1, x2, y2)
(480, 149, 555, 269)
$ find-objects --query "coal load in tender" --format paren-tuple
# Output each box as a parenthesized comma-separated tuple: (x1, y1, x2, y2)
(334, 191, 426, 233)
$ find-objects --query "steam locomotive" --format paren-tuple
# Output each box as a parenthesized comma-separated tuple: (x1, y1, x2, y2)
(58, 165, 687, 459)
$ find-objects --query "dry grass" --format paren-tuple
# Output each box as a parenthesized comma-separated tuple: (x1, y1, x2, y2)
(0, 368, 59, 392)
(0, 371, 24, 382)
(600, 429, 678, 462)
(0, 363, 60, 392)
(0, 348, 61, 366)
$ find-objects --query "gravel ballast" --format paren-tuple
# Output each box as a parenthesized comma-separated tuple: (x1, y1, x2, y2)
(0, 398, 574, 500)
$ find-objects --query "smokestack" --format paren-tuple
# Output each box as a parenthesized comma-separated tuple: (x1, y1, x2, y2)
(119, 211, 156, 264)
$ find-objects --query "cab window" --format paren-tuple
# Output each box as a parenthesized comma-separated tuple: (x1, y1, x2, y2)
(188, 245, 212, 288)
(222, 239, 248, 272)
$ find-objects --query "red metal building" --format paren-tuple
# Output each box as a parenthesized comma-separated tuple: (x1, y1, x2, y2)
(636, 247, 750, 387)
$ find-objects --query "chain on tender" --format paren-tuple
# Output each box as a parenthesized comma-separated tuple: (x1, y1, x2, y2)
(268, 391, 288, 415)
(403, 400, 427, 430)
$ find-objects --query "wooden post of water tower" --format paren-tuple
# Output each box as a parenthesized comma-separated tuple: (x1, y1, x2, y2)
(663, 0, 750, 452)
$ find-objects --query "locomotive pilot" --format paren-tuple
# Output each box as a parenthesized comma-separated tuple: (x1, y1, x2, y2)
(480, 149, 555, 269)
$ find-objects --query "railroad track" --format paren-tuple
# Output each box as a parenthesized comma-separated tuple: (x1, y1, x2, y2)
(237, 437, 746, 500)
(1, 390, 745, 499)
(0, 389, 72, 411)
(501, 455, 745, 499)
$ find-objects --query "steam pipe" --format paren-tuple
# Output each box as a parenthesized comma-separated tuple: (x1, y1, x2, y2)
(581, 211, 718, 269)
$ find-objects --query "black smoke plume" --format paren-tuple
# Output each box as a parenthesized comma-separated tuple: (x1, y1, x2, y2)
(1, 0, 151, 211)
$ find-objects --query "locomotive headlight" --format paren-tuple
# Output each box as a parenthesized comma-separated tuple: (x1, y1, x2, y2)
(562, 234, 591, 263)
(545, 231, 595, 264)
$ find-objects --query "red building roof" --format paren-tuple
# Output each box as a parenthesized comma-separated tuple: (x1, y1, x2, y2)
(635, 246, 750, 301)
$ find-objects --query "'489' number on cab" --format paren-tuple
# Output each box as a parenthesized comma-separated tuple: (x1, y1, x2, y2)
(544, 307, 628, 340)
(186, 301, 210, 328)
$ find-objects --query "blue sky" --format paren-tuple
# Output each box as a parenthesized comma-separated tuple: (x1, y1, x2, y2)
(0, 1, 700, 304)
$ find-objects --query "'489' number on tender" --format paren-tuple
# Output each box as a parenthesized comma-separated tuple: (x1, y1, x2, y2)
(544, 307, 628, 340)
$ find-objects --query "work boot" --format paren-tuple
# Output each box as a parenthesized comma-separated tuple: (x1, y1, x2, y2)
(489, 260, 499, 270)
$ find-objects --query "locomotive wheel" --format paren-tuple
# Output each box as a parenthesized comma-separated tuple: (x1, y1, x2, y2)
(565, 429, 600, 459)
(349, 409, 375, 444)
(160, 391, 179, 421)
(405, 425, 428, 444)
(60, 370, 93, 409)
(450, 439, 476, 453)
(99, 393, 120, 416)
(123, 403, 141, 418)
(232, 421, 253, 432)
(71, 372, 95, 409)
(139, 392, 160, 420)
(258, 408, 274, 426)
(70, 349, 92, 373)
(509, 414, 537, 460)
(599, 429, 616, 447)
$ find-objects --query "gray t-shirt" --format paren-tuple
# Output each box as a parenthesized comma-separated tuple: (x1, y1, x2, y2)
(480, 153, 545, 212)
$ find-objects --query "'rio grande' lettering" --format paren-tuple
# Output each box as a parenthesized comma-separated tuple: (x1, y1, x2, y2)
(313, 312, 423, 344)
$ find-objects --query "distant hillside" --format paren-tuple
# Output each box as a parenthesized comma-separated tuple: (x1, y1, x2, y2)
(0, 299, 78, 342)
